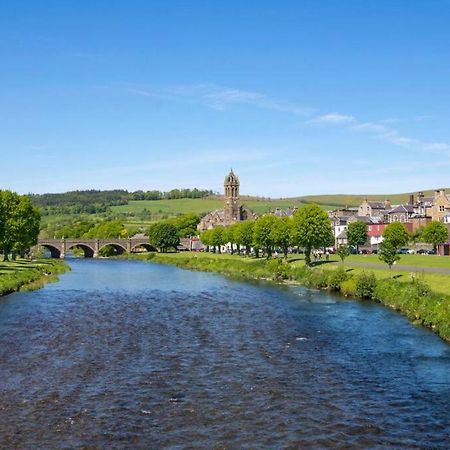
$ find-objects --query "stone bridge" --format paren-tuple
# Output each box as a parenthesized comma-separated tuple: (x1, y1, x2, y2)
(36, 237, 156, 259)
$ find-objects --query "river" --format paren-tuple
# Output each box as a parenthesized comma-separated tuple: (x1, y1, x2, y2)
(0, 259, 449, 449)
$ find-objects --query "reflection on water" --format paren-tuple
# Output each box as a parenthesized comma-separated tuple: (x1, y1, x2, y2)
(0, 259, 449, 448)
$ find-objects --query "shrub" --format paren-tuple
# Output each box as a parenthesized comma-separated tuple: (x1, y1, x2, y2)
(340, 278, 357, 297)
(304, 269, 329, 289)
(327, 267, 350, 291)
(355, 271, 377, 299)
(266, 258, 291, 281)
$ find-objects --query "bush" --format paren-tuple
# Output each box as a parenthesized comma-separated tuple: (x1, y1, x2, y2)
(355, 271, 377, 299)
(327, 267, 350, 291)
(266, 258, 291, 281)
(340, 278, 357, 297)
(304, 269, 329, 289)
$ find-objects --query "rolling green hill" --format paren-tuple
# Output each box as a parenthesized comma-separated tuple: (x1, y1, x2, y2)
(110, 188, 448, 220)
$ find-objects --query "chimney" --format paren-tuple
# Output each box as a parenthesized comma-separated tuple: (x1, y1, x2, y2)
(384, 199, 391, 209)
(409, 194, 414, 205)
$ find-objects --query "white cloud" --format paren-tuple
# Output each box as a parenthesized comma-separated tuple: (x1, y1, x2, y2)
(423, 142, 450, 152)
(129, 83, 313, 115)
(308, 113, 355, 124)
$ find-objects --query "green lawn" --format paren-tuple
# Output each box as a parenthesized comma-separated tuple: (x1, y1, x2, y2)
(339, 253, 450, 269)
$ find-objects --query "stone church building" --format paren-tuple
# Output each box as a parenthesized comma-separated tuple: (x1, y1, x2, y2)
(197, 170, 257, 232)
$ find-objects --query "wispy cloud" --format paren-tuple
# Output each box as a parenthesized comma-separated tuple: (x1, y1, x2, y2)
(308, 113, 355, 124)
(308, 113, 450, 154)
(128, 83, 314, 115)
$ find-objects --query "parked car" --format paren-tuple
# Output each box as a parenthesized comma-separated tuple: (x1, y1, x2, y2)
(398, 248, 412, 254)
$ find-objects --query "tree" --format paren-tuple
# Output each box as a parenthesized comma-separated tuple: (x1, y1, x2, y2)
(271, 217, 293, 259)
(336, 244, 350, 264)
(166, 213, 200, 237)
(253, 215, 277, 258)
(13, 196, 41, 257)
(0, 191, 41, 260)
(421, 221, 448, 252)
(147, 222, 179, 252)
(200, 229, 213, 251)
(378, 239, 400, 270)
(347, 221, 368, 253)
(234, 221, 254, 256)
(292, 205, 334, 267)
(210, 226, 226, 253)
(383, 222, 409, 249)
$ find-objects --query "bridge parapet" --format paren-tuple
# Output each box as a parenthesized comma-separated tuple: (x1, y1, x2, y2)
(37, 237, 155, 259)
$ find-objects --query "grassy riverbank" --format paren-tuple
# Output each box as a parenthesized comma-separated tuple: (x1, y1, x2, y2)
(123, 252, 450, 342)
(0, 259, 69, 297)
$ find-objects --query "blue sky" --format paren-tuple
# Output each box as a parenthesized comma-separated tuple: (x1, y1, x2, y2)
(1, 0, 450, 197)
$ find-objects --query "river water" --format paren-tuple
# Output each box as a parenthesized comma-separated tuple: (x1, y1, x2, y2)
(0, 259, 449, 449)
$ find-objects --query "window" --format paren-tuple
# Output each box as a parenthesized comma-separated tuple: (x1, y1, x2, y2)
(440, 206, 445, 212)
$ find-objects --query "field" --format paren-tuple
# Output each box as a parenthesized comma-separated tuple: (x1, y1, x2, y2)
(0, 259, 69, 296)
(109, 187, 450, 221)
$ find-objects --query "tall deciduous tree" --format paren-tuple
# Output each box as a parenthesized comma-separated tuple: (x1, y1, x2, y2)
(147, 222, 179, 253)
(13, 196, 41, 257)
(292, 205, 334, 267)
(271, 217, 293, 259)
(347, 221, 368, 253)
(383, 222, 409, 249)
(253, 215, 277, 258)
(0, 191, 41, 260)
(421, 221, 448, 252)
(234, 221, 254, 256)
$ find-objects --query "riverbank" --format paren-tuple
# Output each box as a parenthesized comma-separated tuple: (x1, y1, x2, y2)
(0, 259, 69, 297)
(121, 252, 450, 342)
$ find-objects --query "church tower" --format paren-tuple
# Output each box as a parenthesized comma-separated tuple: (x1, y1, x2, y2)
(224, 169, 240, 223)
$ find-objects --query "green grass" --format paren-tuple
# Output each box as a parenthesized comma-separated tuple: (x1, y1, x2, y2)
(0, 259, 69, 296)
(111, 197, 340, 218)
(335, 253, 450, 269)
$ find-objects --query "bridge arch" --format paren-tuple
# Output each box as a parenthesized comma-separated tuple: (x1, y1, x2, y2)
(66, 243, 95, 258)
(37, 244, 61, 259)
(98, 242, 127, 256)
(131, 243, 157, 253)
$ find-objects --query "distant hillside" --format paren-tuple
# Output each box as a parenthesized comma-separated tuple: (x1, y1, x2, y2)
(36, 187, 450, 227)
(298, 188, 450, 208)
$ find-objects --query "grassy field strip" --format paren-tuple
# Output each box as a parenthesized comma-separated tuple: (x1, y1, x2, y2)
(0, 259, 69, 296)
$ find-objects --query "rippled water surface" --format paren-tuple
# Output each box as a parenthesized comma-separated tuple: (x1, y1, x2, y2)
(1, 259, 450, 449)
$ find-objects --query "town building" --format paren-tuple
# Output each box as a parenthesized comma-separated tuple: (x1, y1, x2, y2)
(197, 170, 257, 232)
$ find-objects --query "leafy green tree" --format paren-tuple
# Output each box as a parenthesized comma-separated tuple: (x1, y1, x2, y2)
(225, 223, 239, 254)
(292, 205, 334, 267)
(0, 191, 20, 260)
(378, 240, 400, 270)
(347, 221, 368, 253)
(271, 217, 293, 259)
(336, 244, 351, 264)
(0, 191, 41, 260)
(13, 196, 41, 257)
(210, 226, 226, 253)
(234, 221, 254, 256)
(383, 222, 409, 249)
(421, 221, 448, 252)
(147, 222, 179, 252)
(253, 215, 277, 258)
(86, 220, 128, 238)
(200, 229, 213, 251)
(166, 213, 200, 237)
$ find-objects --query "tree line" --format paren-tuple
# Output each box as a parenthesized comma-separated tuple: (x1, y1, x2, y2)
(30, 188, 214, 216)
(201, 205, 334, 266)
(0, 190, 41, 261)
